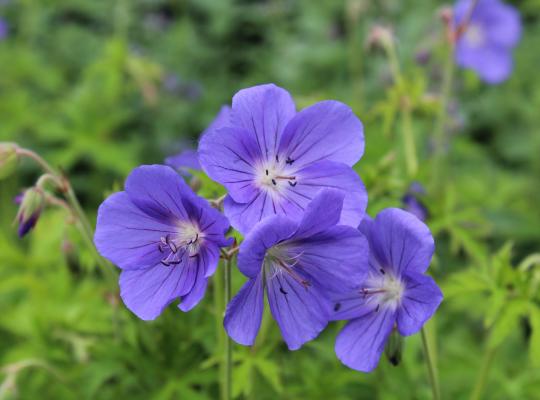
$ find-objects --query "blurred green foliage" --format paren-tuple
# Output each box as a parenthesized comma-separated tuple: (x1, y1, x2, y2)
(1, 0, 540, 399)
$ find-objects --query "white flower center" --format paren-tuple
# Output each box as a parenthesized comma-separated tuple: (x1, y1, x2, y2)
(464, 24, 485, 48)
(361, 270, 404, 311)
(255, 156, 297, 194)
(158, 221, 203, 266)
(264, 245, 310, 289)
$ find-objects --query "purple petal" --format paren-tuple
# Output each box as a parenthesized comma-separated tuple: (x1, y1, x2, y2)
(456, 44, 513, 84)
(484, 2, 521, 48)
(224, 273, 265, 346)
(178, 249, 214, 312)
(294, 188, 344, 238)
(198, 126, 261, 203)
(286, 225, 369, 293)
(397, 272, 443, 336)
(203, 105, 232, 135)
(165, 149, 201, 171)
(119, 257, 198, 320)
(180, 190, 233, 250)
(278, 100, 364, 169)
(231, 84, 296, 160)
(124, 165, 191, 223)
(17, 211, 40, 237)
(94, 192, 175, 269)
(266, 267, 330, 350)
(237, 215, 298, 278)
(289, 160, 367, 228)
(360, 208, 434, 276)
(330, 291, 373, 321)
(335, 308, 396, 372)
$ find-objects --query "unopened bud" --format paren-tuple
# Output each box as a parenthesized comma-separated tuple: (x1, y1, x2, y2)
(15, 187, 45, 237)
(189, 176, 202, 193)
(385, 328, 403, 366)
(0, 142, 19, 180)
(415, 49, 431, 66)
(366, 25, 394, 51)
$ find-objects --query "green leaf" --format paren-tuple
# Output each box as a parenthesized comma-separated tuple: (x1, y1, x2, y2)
(254, 357, 283, 394)
(488, 300, 530, 349)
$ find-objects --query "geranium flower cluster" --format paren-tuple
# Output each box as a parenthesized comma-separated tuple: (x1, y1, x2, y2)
(94, 84, 442, 372)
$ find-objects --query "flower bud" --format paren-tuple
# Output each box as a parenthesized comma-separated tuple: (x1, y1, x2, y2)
(15, 187, 45, 237)
(385, 329, 403, 366)
(366, 25, 394, 52)
(0, 142, 19, 180)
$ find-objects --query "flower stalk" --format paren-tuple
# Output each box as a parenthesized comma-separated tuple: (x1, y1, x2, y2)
(14, 146, 117, 284)
(224, 256, 233, 400)
(421, 326, 441, 400)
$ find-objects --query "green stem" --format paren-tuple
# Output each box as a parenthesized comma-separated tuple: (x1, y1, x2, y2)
(382, 38, 419, 178)
(213, 259, 225, 397)
(401, 102, 418, 177)
(18, 147, 117, 283)
(421, 327, 441, 400)
(431, 39, 455, 191)
(215, 256, 233, 400)
(469, 347, 496, 400)
(224, 257, 233, 400)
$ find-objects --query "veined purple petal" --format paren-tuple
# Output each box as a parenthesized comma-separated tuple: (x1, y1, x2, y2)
(335, 308, 396, 372)
(290, 160, 367, 228)
(294, 188, 344, 238)
(180, 190, 233, 249)
(119, 256, 198, 320)
(125, 165, 191, 223)
(178, 250, 213, 312)
(223, 193, 281, 235)
(94, 192, 176, 270)
(286, 225, 368, 293)
(231, 84, 296, 160)
(360, 208, 434, 276)
(278, 100, 364, 169)
(266, 266, 330, 350)
(226, 161, 366, 235)
(397, 272, 443, 336)
(224, 273, 265, 346)
(237, 215, 298, 278)
(330, 291, 374, 321)
(95, 164, 231, 319)
(198, 126, 261, 203)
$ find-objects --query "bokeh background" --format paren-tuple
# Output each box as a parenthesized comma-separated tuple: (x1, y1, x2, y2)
(1, 0, 540, 399)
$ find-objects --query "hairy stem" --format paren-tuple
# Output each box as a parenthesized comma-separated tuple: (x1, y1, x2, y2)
(16, 147, 117, 283)
(421, 327, 441, 400)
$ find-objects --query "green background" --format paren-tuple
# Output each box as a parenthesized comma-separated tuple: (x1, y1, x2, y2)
(1, 0, 540, 399)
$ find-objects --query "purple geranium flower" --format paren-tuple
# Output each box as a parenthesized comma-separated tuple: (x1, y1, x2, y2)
(454, 0, 522, 84)
(332, 208, 443, 372)
(199, 84, 367, 234)
(165, 106, 231, 173)
(224, 189, 369, 350)
(94, 165, 232, 320)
